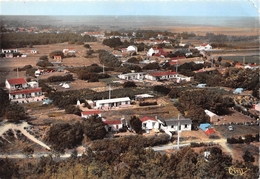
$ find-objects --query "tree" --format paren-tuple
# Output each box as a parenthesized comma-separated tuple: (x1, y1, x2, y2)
(123, 81, 137, 88)
(129, 116, 143, 134)
(65, 105, 82, 116)
(23, 146, 34, 157)
(0, 88, 10, 117)
(49, 50, 64, 59)
(5, 103, 27, 123)
(82, 115, 107, 140)
(217, 56, 222, 62)
(44, 122, 83, 153)
(243, 150, 255, 163)
(39, 55, 49, 61)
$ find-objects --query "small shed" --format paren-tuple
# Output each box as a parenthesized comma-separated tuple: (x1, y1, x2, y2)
(199, 123, 215, 135)
(233, 88, 243, 94)
(204, 109, 219, 123)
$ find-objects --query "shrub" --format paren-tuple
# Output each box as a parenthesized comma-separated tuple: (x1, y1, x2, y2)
(36, 60, 53, 67)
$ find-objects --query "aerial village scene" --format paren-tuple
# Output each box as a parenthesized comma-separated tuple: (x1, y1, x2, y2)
(0, 0, 259, 178)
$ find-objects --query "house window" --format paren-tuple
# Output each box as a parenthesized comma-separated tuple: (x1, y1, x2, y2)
(184, 124, 188, 128)
(171, 125, 174, 128)
(13, 95, 15, 98)
(116, 125, 118, 129)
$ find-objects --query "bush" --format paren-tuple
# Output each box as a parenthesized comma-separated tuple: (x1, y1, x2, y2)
(139, 101, 157, 106)
(65, 105, 82, 116)
(47, 74, 74, 82)
(36, 60, 53, 68)
(123, 81, 137, 88)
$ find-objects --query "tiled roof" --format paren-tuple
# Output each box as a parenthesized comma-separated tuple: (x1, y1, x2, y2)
(140, 116, 157, 122)
(81, 110, 101, 116)
(149, 71, 177, 77)
(7, 78, 27, 85)
(9, 88, 42, 95)
(103, 120, 122, 125)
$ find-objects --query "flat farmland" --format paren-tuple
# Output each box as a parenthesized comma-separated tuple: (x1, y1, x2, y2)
(0, 42, 113, 84)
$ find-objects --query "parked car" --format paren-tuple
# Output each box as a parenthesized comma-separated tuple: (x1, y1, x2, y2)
(228, 126, 234, 131)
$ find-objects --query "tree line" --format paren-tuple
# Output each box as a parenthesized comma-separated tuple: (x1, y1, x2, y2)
(1, 33, 97, 49)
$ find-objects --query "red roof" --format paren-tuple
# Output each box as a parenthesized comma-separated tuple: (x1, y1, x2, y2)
(205, 128, 215, 135)
(140, 116, 157, 122)
(149, 71, 177, 77)
(170, 56, 186, 61)
(103, 120, 122, 125)
(81, 110, 101, 116)
(7, 78, 27, 85)
(9, 88, 42, 95)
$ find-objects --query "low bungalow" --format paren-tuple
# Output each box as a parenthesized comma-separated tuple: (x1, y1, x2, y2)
(195, 43, 212, 51)
(140, 116, 160, 133)
(145, 71, 178, 81)
(81, 110, 101, 119)
(147, 48, 168, 57)
(103, 120, 123, 132)
(2, 48, 18, 54)
(162, 118, 192, 132)
(118, 72, 145, 81)
(94, 97, 131, 109)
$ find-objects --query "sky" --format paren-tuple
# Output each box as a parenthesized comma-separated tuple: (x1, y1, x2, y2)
(1, 0, 259, 17)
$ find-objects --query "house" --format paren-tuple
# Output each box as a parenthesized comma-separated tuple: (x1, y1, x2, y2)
(5, 78, 28, 90)
(147, 48, 168, 57)
(204, 110, 219, 123)
(135, 94, 154, 101)
(195, 43, 212, 51)
(103, 119, 123, 132)
(126, 45, 138, 53)
(54, 55, 62, 61)
(145, 71, 178, 81)
(199, 123, 215, 135)
(30, 49, 38, 54)
(1, 49, 18, 54)
(81, 110, 101, 119)
(233, 88, 243, 94)
(118, 72, 145, 81)
(244, 64, 259, 70)
(162, 118, 192, 132)
(140, 116, 160, 133)
(94, 97, 131, 109)
(9, 88, 43, 103)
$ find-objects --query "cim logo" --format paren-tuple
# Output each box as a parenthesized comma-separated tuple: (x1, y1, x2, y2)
(226, 166, 250, 176)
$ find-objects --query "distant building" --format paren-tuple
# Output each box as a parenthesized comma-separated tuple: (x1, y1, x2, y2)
(145, 71, 178, 81)
(81, 110, 101, 119)
(94, 97, 131, 109)
(118, 72, 145, 81)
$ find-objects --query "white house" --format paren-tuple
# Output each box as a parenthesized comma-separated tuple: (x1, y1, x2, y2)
(103, 120, 123, 132)
(81, 110, 101, 119)
(118, 72, 145, 81)
(94, 97, 131, 109)
(9, 88, 43, 103)
(127, 45, 138, 53)
(147, 48, 160, 57)
(5, 78, 28, 90)
(145, 71, 178, 81)
(140, 116, 160, 133)
(2, 48, 18, 54)
(162, 118, 192, 132)
(195, 43, 212, 51)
